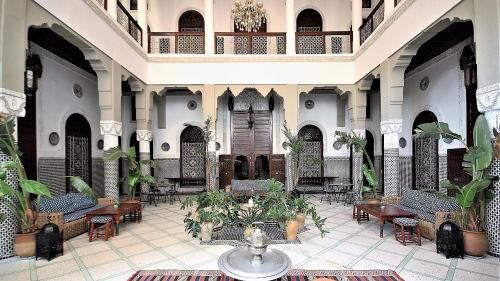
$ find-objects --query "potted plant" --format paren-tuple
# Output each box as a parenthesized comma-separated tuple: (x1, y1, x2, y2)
(259, 180, 328, 240)
(0, 118, 51, 257)
(181, 191, 234, 241)
(238, 204, 264, 237)
(414, 115, 496, 256)
(334, 131, 379, 203)
(104, 146, 156, 202)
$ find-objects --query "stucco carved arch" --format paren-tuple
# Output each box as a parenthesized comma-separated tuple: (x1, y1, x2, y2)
(295, 5, 326, 30)
(174, 121, 205, 155)
(298, 120, 328, 154)
(176, 8, 205, 32)
(58, 107, 98, 149)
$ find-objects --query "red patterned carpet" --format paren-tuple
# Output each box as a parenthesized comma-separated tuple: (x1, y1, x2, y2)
(128, 269, 405, 281)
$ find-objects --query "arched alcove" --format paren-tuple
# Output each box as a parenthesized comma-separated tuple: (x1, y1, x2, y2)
(298, 125, 323, 185)
(180, 126, 206, 184)
(65, 113, 92, 193)
(179, 10, 205, 32)
(297, 9, 323, 32)
(412, 110, 439, 190)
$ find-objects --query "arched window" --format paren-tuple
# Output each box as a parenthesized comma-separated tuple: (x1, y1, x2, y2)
(179, 11, 205, 32)
(65, 113, 92, 193)
(412, 111, 439, 190)
(234, 155, 249, 180)
(255, 155, 270, 180)
(298, 125, 323, 185)
(297, 9, 323, 32)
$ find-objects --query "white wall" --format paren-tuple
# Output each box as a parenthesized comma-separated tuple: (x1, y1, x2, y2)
(121, 95, 137, 150)
(365, 90, 382, 156)
(400, 39, 470, 156)
(296, 0, 352, 31)
(33, 44, 103, 159)
(153, 94, 204, 159)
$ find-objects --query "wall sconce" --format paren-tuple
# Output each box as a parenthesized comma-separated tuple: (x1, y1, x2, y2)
(460, 45, 477, 89)
(25, 53, 43, 96)
(247, 105, 255, 129)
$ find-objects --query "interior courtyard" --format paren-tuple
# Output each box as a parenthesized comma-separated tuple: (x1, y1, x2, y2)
(0, 0, 499, 280)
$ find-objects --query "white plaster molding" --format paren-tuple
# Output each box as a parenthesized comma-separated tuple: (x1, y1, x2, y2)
(0, 88, 26, 117)
(381, 119, 402, 149)
(380, 119, 403, 134)
(100, 120, 123, 136)
(136, 130, 152, 142)
(476, 83, 500, 112)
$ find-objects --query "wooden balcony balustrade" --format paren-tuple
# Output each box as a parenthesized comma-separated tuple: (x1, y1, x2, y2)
(215, 32, 286, 55)
(296, 31, 353, 54)
(359, 0, 385, 45)
(148, 32, 205, 54)
(117, 0, 142, 46)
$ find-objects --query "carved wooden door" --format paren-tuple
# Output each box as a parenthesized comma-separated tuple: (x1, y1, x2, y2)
(269, 154, 286, 183)
(219, 154, 234, 187)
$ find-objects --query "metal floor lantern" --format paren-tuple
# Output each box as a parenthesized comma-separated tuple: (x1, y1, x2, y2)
(36, 222, 64, 261)
(436, 221, 464, 259)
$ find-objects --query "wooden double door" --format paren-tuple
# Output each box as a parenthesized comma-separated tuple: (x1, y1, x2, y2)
(219, 110, 285, 186)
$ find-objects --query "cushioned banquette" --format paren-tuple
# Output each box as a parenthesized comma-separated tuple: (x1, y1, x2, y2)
(382, 190, 460, 240)
(33, 193, 107, 240)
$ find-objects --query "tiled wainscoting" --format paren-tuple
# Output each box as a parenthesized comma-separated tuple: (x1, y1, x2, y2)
(324, 157, 350, 179)
(156, 159, 180, 179)
(38, 158, 66, 196)
(399, 156, 412, 193)
(92, 158, 105, 198)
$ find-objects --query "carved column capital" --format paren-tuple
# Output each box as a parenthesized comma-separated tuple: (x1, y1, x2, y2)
(0, 88, 26, 117)
(477, 83, 500, 112)
(381, 119, 403, 149)
(136, 130, 152, 142)
(100, 120, 122, 136)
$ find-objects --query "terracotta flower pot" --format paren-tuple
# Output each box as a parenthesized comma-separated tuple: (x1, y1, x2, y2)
(367, 198, 380, 205)
(14, 231, 38, 257)
(125, 199, 140, 204)
(286, 219, 299, 241)
(296, 213, 306, 230)
(201, 222, 214, 241)
(463, 230, 488, 256)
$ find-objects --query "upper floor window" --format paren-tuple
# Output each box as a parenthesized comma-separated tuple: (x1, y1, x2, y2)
(362, 0, 372, 8)
(130, 0, 137, 11)
(179, 11, 205, 32)
(297, 9, 323, 32)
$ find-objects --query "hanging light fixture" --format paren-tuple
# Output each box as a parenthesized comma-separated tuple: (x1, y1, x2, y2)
(247, 105, 255, 129)
(460, 45, 477, 89)
(25, 52, 43, 96)
(231, 0, 266, 32)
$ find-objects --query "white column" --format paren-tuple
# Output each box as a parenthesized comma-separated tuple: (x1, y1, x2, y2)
(137, 0, 148, 51)
(286, 0, 295, 55)
(204, 0, 214, 54)
(100, 121, 122, 199)
(352, 0, 362, 52)
(384, 0, 395, 19)
(107, 0, 118, 20)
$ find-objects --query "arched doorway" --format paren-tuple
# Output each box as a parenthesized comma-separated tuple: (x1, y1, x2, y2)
(65, 113, 92, 193)
(179, 10, 204, 32)
(255, 155, 270, 179)
(364, 130, 375, 187)
(296, 9, 323, 32)
(298, 125, 323, 185)
(234, 155, 249, 180)
(180, 126, 206, 185)
(412, 111, 439, 190)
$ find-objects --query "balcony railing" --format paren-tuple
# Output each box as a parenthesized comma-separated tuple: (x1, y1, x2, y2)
(215, 32, 286, 55)
(117, 1, 142, 46)
(148, 32, 205, 54)
(296, 31, 353, 54)
(359, 0, 385, 45)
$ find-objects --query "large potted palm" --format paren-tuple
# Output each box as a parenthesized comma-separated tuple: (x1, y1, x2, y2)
(414, 115, 495, 256)
(104, 146, 156, 202)
(334, 131, 379, 203)
(0, 118, 51, 257)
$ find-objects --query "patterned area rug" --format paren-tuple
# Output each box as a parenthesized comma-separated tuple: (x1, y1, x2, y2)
(200, 223, 306, 246)
(128, 269, 404, 281)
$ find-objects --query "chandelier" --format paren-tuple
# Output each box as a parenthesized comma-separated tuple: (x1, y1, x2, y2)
(231, 0, 266, 32)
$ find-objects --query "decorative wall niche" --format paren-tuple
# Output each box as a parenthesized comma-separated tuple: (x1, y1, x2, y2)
(49, 132, 59, 145)
(305, 99, 315, 109)
(73, 84, 83, 98)
(419, 77, 430, 91)
(161, 142, 170, 151)
(187, 100, 197, 110)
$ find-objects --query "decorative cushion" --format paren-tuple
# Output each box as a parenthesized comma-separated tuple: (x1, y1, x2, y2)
(35, 194, 75, 214)
(91, 215, 113, 223)
(401, 190, 460, 214)
(392, 204, 436, 223)
(68, 193, 96, 210)
(394, 217, 419, 226)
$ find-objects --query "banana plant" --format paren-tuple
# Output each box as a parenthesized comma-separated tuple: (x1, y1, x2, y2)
(104, 146, 157, 201)
(0, 118, 51, 233)
(67, 176, 97, 203)
(334, 130, 379, 199)
(414, 115, 496, 231)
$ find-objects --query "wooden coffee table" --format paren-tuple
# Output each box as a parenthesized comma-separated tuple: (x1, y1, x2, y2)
(85, 202, 142, 235)
(355, 204, 416, 238)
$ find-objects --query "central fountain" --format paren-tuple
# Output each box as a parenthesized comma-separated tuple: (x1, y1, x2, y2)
(218, 222, 292, 281)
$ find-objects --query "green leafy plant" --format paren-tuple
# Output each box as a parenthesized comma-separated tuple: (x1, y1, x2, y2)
(0, 118, 51, 233)
(104, 146, 156, 201)
(414, 115, 496, 231)
(67, 176, 96, 203)
(181, 191, 237, 238)
(292, 196, 328, 236)
(334, 131, 378, 199)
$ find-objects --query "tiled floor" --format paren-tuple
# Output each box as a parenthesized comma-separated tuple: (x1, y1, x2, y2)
(0, 197, 498, 281)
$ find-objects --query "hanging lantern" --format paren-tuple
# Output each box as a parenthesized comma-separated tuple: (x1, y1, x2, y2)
(460, 45, 477, 89)
(247, 105, 255, 129)
(25, 54, 43, 96)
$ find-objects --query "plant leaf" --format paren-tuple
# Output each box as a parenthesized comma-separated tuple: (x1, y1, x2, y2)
(104, 146, 126, 162)
(473, 115, 493, 171)
(68, 176, 96, 202)
(19, 179, 51, 197)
